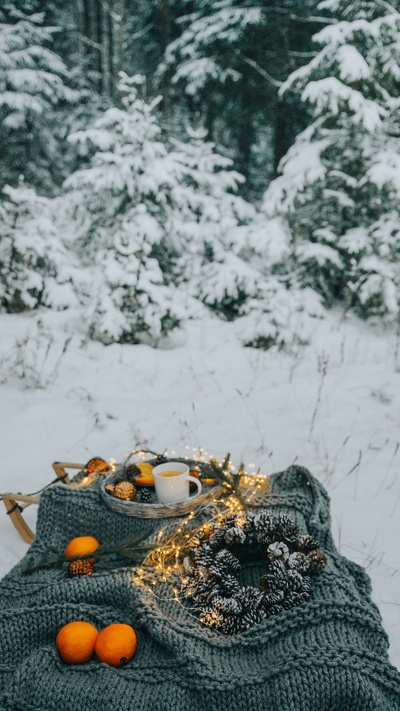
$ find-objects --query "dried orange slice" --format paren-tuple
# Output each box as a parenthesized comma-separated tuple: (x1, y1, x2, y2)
(134, 462, 154, 486)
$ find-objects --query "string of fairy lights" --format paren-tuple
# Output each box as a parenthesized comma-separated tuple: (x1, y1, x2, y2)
(74, 446, 270, 617)
(70, 446, 272, 632)
(121, 447, 269, 600)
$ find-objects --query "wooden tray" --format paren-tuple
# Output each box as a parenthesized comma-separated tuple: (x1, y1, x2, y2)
(100, 460, 223, 519)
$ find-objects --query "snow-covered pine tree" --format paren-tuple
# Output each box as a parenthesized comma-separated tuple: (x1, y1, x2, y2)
(159, 0, 320, 196)
(62, 74, 261, 345)
(163, 128, 258, 321)
(263, 0, 400, 320)
(0, 180, 80, 313)
(0, 4, 74, 193)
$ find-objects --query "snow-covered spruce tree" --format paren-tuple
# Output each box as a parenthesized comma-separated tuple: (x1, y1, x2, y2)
(0, 180, 80, 313)
(163, 131, 324, 349)
(62, 73, 265, 346)
(0, 4, 74, 193)
(163, 128, 260, 321)
(263, 0, 400, 320)
(159, 0, 321, 197)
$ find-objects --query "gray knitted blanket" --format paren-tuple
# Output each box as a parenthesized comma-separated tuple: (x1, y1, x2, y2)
(0, 465, 399, 711)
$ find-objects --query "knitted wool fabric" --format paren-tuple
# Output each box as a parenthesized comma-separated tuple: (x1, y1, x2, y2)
(0, 465, 399, 711)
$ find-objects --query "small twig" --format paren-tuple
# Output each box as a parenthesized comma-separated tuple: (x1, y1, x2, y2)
(375, 441, 399, 495)
(239, 54, 283, 88)
(330, 451, 363, 493)
(236, 389, 267, 454)
(309, 353, 329, 439)
(390, 490, 400, 518)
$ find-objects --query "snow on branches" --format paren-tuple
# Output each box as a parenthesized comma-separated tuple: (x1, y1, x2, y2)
(263, 0, 400, 320)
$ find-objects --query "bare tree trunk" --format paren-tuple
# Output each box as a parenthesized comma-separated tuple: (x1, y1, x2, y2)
(100, 1, 112, 96)
(237, 71, 253, 182)
(118, 0, 125, 74)
(75, 0, 86, 66)
(96, 0, 103, 90)
(109, 0, 116, 100)
(112, 0, 125, 104)
(161, 0, 170, 52)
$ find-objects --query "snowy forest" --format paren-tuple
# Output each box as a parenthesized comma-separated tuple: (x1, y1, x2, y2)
(1, 0, 400, 348)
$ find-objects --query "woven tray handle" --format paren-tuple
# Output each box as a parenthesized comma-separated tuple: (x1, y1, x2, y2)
(1, 461, 84, 544)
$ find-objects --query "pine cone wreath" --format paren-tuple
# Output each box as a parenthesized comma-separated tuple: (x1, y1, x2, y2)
(182, 511, 327, 635)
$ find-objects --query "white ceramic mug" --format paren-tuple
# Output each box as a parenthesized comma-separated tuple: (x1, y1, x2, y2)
(152, 462, 202, 505)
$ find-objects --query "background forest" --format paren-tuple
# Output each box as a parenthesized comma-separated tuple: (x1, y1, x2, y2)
(2, 0, 400, 348)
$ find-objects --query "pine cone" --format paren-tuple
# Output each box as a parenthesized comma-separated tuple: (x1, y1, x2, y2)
(124, 463, 141, 482)
(307, 549, 327, 573)
(113, 481, 137, 501)
(213, 596, 242, 615)
(280, 521, 300, 544)
(259, 573, 281, 594)
(267, 541, 290, 561)
(224, 526, 246, 545)
(199, 607, 225, 630)
(194, 543, 215, 567)
(85, 457, 109, 474)
(136, 487, 152, 503)
(238, 586, 265, 610)
(270, 513, 292, 530)
(183, 556, 196, 573)
(208, 527, 227, 549)
(214, 549, 241, 574)
(262, 590, 284, 607)
(220, 574, 241, 597)
(68, 559, 95, 577)
(298, 534, 320, 552)
(286, 568, 306, 592)
(268, 558, 287, 580)
(201, 523, 213, 538)
(284, 590, 310, 607)
(240, 608, 267, 631)
(288, 551, 310, 574)
(253, 512, 275, 543)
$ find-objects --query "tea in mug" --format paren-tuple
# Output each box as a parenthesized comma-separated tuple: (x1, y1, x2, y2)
(159, 471, 181, 478)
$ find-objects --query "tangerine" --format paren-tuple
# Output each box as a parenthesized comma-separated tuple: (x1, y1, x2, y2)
(95, 623, 137, 667)
(56, 621, 98, 664)
(65, 535, 100, 563)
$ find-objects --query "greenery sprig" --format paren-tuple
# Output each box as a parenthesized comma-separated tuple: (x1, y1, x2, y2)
(207, 453, 247, 509)
(23, 530, 155, 575)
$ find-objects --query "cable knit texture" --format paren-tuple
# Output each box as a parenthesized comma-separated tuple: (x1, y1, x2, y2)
(0, 465, 399, 710)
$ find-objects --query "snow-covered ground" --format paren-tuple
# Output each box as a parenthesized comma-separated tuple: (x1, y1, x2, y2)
(0, 310, 399, 668)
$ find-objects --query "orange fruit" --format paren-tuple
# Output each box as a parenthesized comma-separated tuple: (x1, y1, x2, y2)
(56, 621, 98, 664)
(95, 623, 137, 666)
(134, 462, 154, 486)
(65, 536, 100, 563)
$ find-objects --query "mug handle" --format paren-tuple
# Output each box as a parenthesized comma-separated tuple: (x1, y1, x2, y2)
(186, 474, 202, 497)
